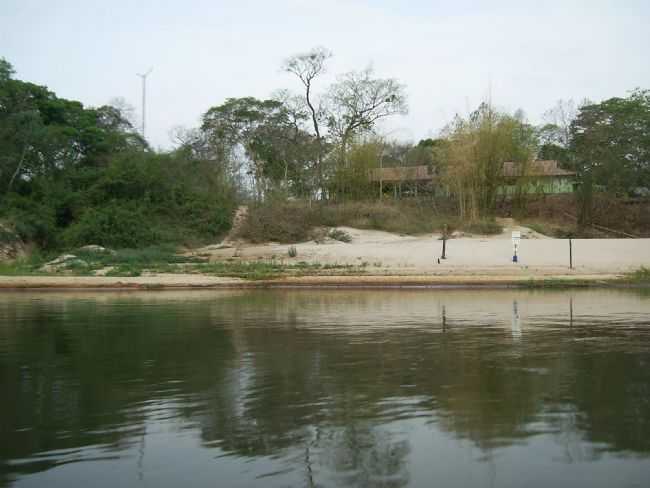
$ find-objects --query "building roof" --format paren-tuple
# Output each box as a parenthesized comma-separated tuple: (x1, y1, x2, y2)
(368, 165, 432, 182)
(502, 160, 576, 177)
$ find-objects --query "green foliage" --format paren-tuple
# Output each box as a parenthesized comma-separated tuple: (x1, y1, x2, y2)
(628, 267, 650, 283)
(0, 62, 146, 195)
(570, 89, 650, 224)
(571, 90, 650, 194)
(62, 202, 158, 248)
(439, 103, 538, 219)
(287, 245, 297, 258)
(2, 193, 58, 247)
(200, 96, 318, 196)
(0, 62, 237, 253)
(329, 140, 381, 199)
(194, 260, 357, 280)
(0, 252, 47, 275)
(1, 147, 236, 251)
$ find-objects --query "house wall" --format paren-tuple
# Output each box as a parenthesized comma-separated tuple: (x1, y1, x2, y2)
(498, 176, 575, 195)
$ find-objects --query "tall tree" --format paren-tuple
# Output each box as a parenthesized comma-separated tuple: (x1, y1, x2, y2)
(570, 89, 650, 223)
(440, 104, 537, 220)
(537, 99, 583, 162)
(325, 67, 407, 165)
(201, 97, 316, 198)
(282, 47, 331, 196)
(0, 59, 145, 195)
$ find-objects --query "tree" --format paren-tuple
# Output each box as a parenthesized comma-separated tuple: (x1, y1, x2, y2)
(200, 97, 317, 199)
(282, 47, 332, 196)
(537, 99, 583, 164)
(325, 67, 407, 165)
(0, 59, 238, 250)
(570, 89, 650, 223)
(440, 103, 537, 220)
(0, 58, 15, 82)
(107, 97, 138, 129)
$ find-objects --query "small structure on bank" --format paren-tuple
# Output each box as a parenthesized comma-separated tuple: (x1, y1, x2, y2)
(368, 165, 434, 197)
(500, 160, 576, 195)
(367, 159, 576, 198)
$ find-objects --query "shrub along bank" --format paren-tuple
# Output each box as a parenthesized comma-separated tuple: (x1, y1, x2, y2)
(237, 199, 503, 244)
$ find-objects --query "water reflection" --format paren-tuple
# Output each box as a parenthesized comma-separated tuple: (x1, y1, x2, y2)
(0, 289, 649, 487)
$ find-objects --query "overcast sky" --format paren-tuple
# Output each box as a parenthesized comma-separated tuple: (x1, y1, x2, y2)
(3, 0, 649, 149)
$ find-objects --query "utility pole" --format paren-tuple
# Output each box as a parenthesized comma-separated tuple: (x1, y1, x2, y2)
(136, 68, 153, 139)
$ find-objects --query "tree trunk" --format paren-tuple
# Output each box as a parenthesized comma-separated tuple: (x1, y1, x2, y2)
(7, 143, 29, 193)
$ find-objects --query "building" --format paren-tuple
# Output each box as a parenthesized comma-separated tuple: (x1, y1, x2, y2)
(368, 165, 434, 197)
(500, 160, 576, 195)
(368, 165, 433, 183)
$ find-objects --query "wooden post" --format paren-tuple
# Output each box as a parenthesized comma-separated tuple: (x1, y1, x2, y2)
(441, 224, 447, 260)
(569, 238, 573, 269)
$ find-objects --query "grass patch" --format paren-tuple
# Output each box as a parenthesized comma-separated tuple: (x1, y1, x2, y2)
(0, 242, 364, 280)
(624, 267, 650, 284)
(0, 252, 49, 275)
(72, 245, 200, 276)
(193, 261, 359, 280)
(0, 245, 198, 277)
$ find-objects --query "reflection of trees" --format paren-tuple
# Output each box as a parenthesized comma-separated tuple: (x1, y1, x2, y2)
(1, 289, 650, 486)
(0, 297, 236, 480)
(201, 290, 650, 458)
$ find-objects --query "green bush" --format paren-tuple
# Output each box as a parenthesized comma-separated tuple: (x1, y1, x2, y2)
(62, 202, 159, 248)
(2, 194, 58, 248)
(1, 151, 237, 251)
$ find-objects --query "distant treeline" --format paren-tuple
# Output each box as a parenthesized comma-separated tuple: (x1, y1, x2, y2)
(1, 48, 649, 251)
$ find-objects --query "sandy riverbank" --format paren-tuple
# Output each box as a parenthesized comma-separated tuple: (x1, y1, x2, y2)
(1, 223, 648, 290)
(197, 222, 650, 274)
(0, 271, 630, 290)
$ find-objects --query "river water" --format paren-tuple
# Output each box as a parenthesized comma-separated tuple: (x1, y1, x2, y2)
(1, 288, 649, 487)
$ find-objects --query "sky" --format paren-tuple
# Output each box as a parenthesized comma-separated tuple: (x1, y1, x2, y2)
(2, 0, 650, 149)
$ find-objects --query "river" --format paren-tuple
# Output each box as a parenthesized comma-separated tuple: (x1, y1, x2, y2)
(1, 288, 649, 487)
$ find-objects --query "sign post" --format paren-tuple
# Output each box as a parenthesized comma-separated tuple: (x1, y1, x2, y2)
(512, 231, 521, 263)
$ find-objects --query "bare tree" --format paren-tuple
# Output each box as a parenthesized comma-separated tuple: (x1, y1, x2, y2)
(282, 47, 332, 195)
(325, 67, 407, 165)
(108, 97, 138, 129)
(540, 99, 587, 148)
